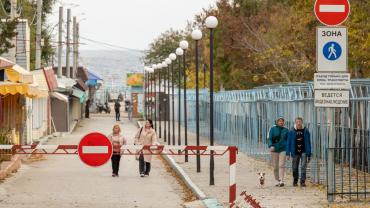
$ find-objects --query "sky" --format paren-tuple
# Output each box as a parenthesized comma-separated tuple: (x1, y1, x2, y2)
(50, 0, 217, 51)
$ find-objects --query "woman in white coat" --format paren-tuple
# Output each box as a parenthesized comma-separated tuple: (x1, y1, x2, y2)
(134, 119, 158, 177)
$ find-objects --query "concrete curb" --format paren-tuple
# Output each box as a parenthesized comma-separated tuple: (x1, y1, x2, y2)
(136, 120, 223, 207)
(161, 153, 207, 200)
(0, 155, 21, 180)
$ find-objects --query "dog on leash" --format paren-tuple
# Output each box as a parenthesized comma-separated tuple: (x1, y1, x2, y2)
(258, 172, 265, 188)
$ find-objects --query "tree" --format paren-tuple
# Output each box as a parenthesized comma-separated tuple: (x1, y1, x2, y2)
(0, 18, 17, 55)
(0, 0, 57, 68)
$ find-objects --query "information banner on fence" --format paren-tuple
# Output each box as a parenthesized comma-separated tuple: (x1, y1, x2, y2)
(314, 73, 351, 90)
(314, 90, 349, 107)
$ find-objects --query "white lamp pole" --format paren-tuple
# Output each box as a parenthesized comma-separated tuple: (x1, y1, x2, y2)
(205, 15, 218, 186)
(180, 40, 189, 162)
(169, 53, 177, 146)
(191, 29, 203, 172)
(175, 48, 184, 148)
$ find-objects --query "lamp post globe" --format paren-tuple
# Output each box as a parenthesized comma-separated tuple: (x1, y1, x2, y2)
(169, 53, 176, 61)
(162, 62, 168, 68)
(205, 16, 218, 29)
(191, 29, 203, 40)
(176, 48, 184, 56)
(165, 58, 172, 65)
(180, 40, 189, 50)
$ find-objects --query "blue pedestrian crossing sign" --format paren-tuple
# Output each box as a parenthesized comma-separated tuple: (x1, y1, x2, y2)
(323, 42, 342, 61)
(317, 27, 347, 72)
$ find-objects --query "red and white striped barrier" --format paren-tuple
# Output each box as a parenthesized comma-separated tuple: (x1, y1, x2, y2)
(0, 144, 238, 207)
(0, 145, 230, 155)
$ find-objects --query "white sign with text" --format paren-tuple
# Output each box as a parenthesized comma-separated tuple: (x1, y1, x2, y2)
(314, 90, 349, 107)
(314, 73, 351, 89)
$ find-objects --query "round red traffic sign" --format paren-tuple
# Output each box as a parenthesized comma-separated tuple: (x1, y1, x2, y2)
(314, 0, 350, 26)
(78, 132, 112, 167)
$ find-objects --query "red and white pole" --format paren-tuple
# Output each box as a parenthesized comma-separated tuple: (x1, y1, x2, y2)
(229, 146, 237, 208)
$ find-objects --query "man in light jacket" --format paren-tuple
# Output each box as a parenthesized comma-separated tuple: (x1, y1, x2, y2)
(287, 117, 312, 187)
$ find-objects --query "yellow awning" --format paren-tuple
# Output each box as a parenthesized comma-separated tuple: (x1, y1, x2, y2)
(5, 64, 33, 84)
(0, 82, 42, 98)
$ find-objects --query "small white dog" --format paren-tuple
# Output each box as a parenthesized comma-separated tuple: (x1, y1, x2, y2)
(258, 172, 266, 188)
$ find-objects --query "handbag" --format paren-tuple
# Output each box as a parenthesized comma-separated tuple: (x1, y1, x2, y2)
(135, 127, 144, 160)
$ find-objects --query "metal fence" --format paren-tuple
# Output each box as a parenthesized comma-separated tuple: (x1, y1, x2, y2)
(172, 79, 370, 200)
(327, 147, 369, 200)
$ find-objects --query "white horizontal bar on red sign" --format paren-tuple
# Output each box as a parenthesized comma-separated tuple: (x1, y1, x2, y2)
(82, 146, 109, 154)
(319, 5, 345, 12)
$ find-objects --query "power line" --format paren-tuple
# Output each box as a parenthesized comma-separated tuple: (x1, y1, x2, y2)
(80, 36, 143, 52)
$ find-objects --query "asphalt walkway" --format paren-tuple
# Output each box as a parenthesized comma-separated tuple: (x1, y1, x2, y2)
(0, 116, 185, 208)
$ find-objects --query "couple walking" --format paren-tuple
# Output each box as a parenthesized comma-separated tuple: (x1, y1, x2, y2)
(108, 119, 158, 177)
(268, 117, 312, 187)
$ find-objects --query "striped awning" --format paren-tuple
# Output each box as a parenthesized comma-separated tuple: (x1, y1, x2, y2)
(5, 64, 33, 83)
(0, 82, 41, 98)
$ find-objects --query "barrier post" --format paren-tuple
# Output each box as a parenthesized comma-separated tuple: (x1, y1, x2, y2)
(229, 146, 237, 208)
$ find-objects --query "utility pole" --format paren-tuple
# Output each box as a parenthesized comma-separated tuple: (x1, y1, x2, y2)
(66, 9, 71, 78)
(72, 16, 77, 78)
(57, 6, 63, 78)
(35, 0, 42, 69)
(76, 22, 79, 77)
(8, 0, 17, 63)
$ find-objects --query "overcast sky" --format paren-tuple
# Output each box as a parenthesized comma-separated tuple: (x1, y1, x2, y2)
(50, 0, 216, 51)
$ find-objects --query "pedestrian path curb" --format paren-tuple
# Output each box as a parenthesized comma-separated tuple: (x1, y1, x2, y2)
(0, 155, 21, 180)
(161, 153, 207, 200)
(137, 121, 223, 208)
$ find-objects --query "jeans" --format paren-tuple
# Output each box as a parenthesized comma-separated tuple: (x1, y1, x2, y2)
(111, 154, 121, 175)
(271, 151, 286, 182)
(292, 153, 308, 184)
(139, 154, 151, 175)
(128, 111, 132, 121)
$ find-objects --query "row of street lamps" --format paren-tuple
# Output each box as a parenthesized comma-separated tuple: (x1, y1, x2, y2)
(144, 16, 218, 185)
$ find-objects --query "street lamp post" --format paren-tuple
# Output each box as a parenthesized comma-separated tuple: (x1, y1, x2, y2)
(162, 61, 167, 143)
(161, 61, 168, 141)
(157, 63, 162, 139)
(165, 58, 172, 145)
(191, 29, 203, 172)
(175, 48, 183, 148)
(180, 40, 189, 162)
(156, 63, 163, 136)
(205, 15, 218, 186)
(169, 53, 177, 146)
(151, 64, 157, 121)
(144, 67, 148, 119)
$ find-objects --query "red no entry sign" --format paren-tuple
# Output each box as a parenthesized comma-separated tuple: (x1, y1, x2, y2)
(78, 132, 112, 167)
(314, 0, 350, 26)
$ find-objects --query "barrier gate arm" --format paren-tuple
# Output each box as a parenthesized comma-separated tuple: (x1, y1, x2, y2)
(0, 144, 238, 207)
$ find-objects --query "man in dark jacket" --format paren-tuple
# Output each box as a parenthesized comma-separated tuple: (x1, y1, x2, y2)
(85, 99, 90, 118)
(268, 117, 289, 187)
(114, 100, 121, 121)
(287, 117, 311, 187)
